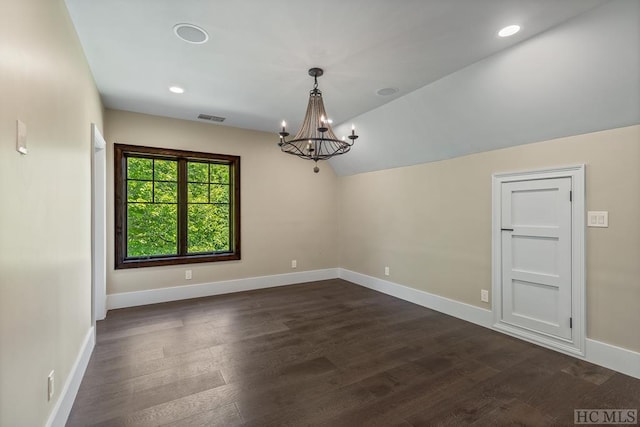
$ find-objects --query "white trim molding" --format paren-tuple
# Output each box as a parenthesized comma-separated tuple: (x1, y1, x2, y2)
(339, 269, 493, 328)
(586, 339, 640, 379)
(45, 327, 95, 427)
(107, 268, 340, 310)
(91, 123, 107, 323)
(339, 268, 639, 380)
(491, 165, 586, 356)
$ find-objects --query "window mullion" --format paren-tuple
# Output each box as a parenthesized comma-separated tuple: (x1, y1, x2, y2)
(178, 159, 188, 256)
(152, 159, 155, 203)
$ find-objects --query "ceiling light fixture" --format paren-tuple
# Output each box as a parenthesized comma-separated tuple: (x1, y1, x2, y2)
(278, 68, 358, 173)
(169, 86, 185, 94)
(498, 24, 521, 37)
(173, 23, 209, 44)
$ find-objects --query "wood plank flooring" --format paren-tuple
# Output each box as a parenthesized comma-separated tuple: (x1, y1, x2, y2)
(68, 279, 639, 426)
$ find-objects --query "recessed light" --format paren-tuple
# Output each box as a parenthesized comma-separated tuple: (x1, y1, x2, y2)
(173, 23, 209, 44)
(376, 87, 399, 96)
(498, 25, 521, 37)
(169, 86, 185, 94)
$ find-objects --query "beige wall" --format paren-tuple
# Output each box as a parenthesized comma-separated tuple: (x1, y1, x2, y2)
(0, 4, 636, 427)
(338, 125, 640, 352)
(105, 110, 338, 295)
(0, 0, 104, 425)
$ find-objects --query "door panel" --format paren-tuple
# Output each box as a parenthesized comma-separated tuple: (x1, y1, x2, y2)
(501, 177, 572, 340)
(511, 280, 559, 325)
(510, 189, 560, 226)
(511, 235, 558, 274)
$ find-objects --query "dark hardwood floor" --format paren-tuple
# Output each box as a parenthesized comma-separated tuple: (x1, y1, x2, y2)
(68, 279, 639, 426)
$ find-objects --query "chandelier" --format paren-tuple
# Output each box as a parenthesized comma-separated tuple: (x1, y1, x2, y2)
(278, 68, 358, 173)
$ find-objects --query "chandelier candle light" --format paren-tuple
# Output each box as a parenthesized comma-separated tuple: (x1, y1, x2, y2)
(278, 68, 358, 173)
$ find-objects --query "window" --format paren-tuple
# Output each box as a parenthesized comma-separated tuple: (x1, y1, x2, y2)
(114, 144, 240, 269)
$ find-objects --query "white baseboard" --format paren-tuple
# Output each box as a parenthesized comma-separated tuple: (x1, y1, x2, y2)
(586, 338, 640, 379)
(338, 268, 640, 380)
(45, 326, 95, 427)
(107, 268, 340, 310)
(339, 268, 493, 328)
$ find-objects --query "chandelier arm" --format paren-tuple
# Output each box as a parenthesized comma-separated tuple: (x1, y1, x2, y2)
(334, 139, 347, 155)
(281, 142, 308, 157)
(325, 139, 336, 157)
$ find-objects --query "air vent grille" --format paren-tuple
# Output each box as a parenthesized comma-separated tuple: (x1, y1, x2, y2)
(197, 114, 225, 122)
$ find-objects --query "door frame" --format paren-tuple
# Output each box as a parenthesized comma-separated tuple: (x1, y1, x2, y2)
(492, 165, 586, 356)
(91, 123, 107, 323)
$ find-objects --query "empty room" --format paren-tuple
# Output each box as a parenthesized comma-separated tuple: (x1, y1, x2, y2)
(1, 0, 639, 426)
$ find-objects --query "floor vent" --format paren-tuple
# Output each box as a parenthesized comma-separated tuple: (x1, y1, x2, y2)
(197, 114, 225, 122)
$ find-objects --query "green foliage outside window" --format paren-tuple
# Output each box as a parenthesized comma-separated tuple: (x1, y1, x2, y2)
(115, 144, 240, 269)
(126, 158, 178, 257)
(187, 162, 231, 253)
(125, 156, 232, 258)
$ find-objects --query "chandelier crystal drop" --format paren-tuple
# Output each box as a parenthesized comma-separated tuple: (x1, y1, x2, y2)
(278, 68, 358, 173)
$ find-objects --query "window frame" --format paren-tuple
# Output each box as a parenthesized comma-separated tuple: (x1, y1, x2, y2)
(114, 144, 240, 269)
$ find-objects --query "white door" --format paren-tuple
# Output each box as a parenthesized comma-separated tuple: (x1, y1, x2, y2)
(501, 177, 572, 341)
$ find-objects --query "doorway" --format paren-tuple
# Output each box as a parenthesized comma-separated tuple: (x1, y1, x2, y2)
(492, 165, 585, 356)
(91, 123, 107, 323)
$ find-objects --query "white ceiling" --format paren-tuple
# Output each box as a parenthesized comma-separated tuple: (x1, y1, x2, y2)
(65, 0, 607, 135)
(330, 0, 640, 175)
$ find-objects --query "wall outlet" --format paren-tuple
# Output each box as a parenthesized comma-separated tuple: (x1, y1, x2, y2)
(185, 269, 192, 280)
(481, 289, 489, 303)
(384, 266, 390, 276)
(291, 260, 297, 269)
(48, 370, 55, 401)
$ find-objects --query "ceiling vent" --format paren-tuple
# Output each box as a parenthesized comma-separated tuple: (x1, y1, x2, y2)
(197, 114, 225, 122)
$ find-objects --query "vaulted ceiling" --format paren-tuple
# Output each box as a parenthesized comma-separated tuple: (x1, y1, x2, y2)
(65, 0, 639, 175)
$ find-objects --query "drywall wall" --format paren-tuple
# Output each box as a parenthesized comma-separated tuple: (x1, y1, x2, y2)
(104, 110, 338, 295)
(331, 0, 640, 175)
(0, 0, 104, 425)
(338, 125, 640, 353)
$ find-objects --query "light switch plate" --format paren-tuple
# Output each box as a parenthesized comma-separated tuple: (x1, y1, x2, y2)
(587, 211, 608, 228)
(16, 120, 27, 154)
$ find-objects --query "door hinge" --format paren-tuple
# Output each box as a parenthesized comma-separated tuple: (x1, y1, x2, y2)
(569, 190, 572, 202)
(570, 317, 573, 329)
